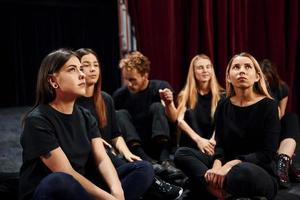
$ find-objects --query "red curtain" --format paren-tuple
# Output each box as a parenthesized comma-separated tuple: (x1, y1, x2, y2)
(128, 0, 299, 113)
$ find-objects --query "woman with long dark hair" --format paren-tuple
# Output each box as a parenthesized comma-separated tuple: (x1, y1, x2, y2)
(75, 48, 183, 200)
(261, 59, 300, 188)
(19, 49, 152, 200)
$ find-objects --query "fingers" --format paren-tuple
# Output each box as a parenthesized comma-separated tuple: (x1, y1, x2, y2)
(132, 155, 142, 161)
(204, 143, 215, 155)
(101, 138, 112, 148)
(209, 139, 216, 146)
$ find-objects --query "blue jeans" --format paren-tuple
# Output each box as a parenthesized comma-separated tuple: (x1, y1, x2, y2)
(33, 161, 154, 200)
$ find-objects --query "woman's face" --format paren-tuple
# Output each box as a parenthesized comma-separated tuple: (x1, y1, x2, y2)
(80, 53, 100, 86)
(52, 56, 86, 97)
(193, 58, 213, 83)
(228, 56, 259, 90)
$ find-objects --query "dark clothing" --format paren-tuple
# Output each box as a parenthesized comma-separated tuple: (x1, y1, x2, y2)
(268, 83, 299, 141)
(214, 97, 280, 176)
(76, 92, 155, 198)
(116, 103, 171, 161)
(113, 80, 174, 160)
(180, 92, 225, 148)
(175, 97, 280, 199)
(269, 83, 288, 106)
(19, 105, 100, 200)
(33, 161, 154, 200)
(280, 113, 299, 140)
(113, 80, 173, 124)
(77, 92, 121, 143)
(175, 147, 278, 200)
(116, 103, 170, 143)
(33, 172, 93, 200)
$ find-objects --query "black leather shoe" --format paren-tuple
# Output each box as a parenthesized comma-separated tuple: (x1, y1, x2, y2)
(289, 154, 300, 182)
(151, 161, 166, 175)
(161, 160, 185, 180)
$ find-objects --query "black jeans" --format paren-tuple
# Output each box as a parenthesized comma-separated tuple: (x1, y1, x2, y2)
(33, 161, 154, 200)
(280, 113, 299, 141)
(174, 147, 278, 200)
(116, 102, 172, 159)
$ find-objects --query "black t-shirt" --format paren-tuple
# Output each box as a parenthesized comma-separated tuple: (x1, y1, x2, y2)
(77, 92, 121, 143)
(269, 83, 289, 106)
(113, 80, 173, 124)
(181, 92, 225, 147)
(19, 104, 101, 200)
(214, 97, 280, 176)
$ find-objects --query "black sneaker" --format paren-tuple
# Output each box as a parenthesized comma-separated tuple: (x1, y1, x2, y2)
(146, 176, 183, 200)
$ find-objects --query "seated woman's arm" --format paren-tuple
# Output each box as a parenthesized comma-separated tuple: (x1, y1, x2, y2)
(177, 115, 215, 155)
(112, 136, 141, 162)
(91, 138, 124, 200)
(41, 147, 118, 200)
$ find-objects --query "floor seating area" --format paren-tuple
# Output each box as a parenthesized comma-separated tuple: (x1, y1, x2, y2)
(0, 106, 299, 200)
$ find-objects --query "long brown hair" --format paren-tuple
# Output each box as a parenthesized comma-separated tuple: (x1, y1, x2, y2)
(177, 54, 223, 118)
(23, 48, 78, 125)
(76, 48, 107, 128)
(260, 59, 285, 89)
(225, 52, 272, 98)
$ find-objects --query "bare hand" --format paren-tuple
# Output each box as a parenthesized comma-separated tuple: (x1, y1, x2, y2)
(196, 137, 215, 156)
(205, 165, 230, 189)
(123, 152, 142, 162)
(159, 88, 173, 105)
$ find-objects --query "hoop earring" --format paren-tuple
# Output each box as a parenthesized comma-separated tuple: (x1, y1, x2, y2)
(53, 83, 58, 88)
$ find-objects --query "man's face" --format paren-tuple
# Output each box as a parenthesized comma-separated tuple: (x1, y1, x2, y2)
(122, 68, 148, 93)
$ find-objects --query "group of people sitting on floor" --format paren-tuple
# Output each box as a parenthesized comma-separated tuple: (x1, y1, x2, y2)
(19, 48, 299, 200)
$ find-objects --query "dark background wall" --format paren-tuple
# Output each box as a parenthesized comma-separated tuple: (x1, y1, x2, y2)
(0, 0, 299, 117)
(0, 0, 120, 107)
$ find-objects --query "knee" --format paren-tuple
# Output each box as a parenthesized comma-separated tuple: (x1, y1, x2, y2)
(37, 172, 78, 192)
(149, 102, 164, 114)
(135, 161, 155, 179)
(44, 172, 75, 185)
(116, 109, 131, 119)
(227, 162, 266, 185)
(174, 147, 194, 163)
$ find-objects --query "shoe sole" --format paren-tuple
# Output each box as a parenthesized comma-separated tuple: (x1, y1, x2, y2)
(174, 188, 183, 200)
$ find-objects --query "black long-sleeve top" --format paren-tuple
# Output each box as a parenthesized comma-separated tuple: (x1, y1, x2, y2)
(214, 97, 280, 176)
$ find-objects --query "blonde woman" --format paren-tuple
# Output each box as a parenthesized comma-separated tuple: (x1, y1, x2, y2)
(174, 53, 280, 200)
(161, 54, 224, 155)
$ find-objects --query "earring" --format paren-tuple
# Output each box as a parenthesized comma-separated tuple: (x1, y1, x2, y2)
(53, 83, 58, 88)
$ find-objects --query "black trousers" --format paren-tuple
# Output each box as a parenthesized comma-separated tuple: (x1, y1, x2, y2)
(280, 113, 299, 141)
(174, 147, 278, 200)
(116, 102, 171, 158)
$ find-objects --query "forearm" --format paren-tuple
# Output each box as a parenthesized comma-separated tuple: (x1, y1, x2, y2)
(98, 156, 122, 193)
(164, 101, 177, 122)
(71, 169, 115, 200)
(178, 119, 203, 143)
(112, 136, 131, 156)
(212, 159, 222, 169)
(222, 159, 242, 172)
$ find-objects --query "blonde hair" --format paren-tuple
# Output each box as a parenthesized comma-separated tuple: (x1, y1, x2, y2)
(225, 52, 272, 98)
(119, 51, 150, 75)
(177, 54, 223, 119)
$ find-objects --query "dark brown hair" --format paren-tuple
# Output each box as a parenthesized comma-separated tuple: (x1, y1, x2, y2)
(76, 48, 107, 128)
